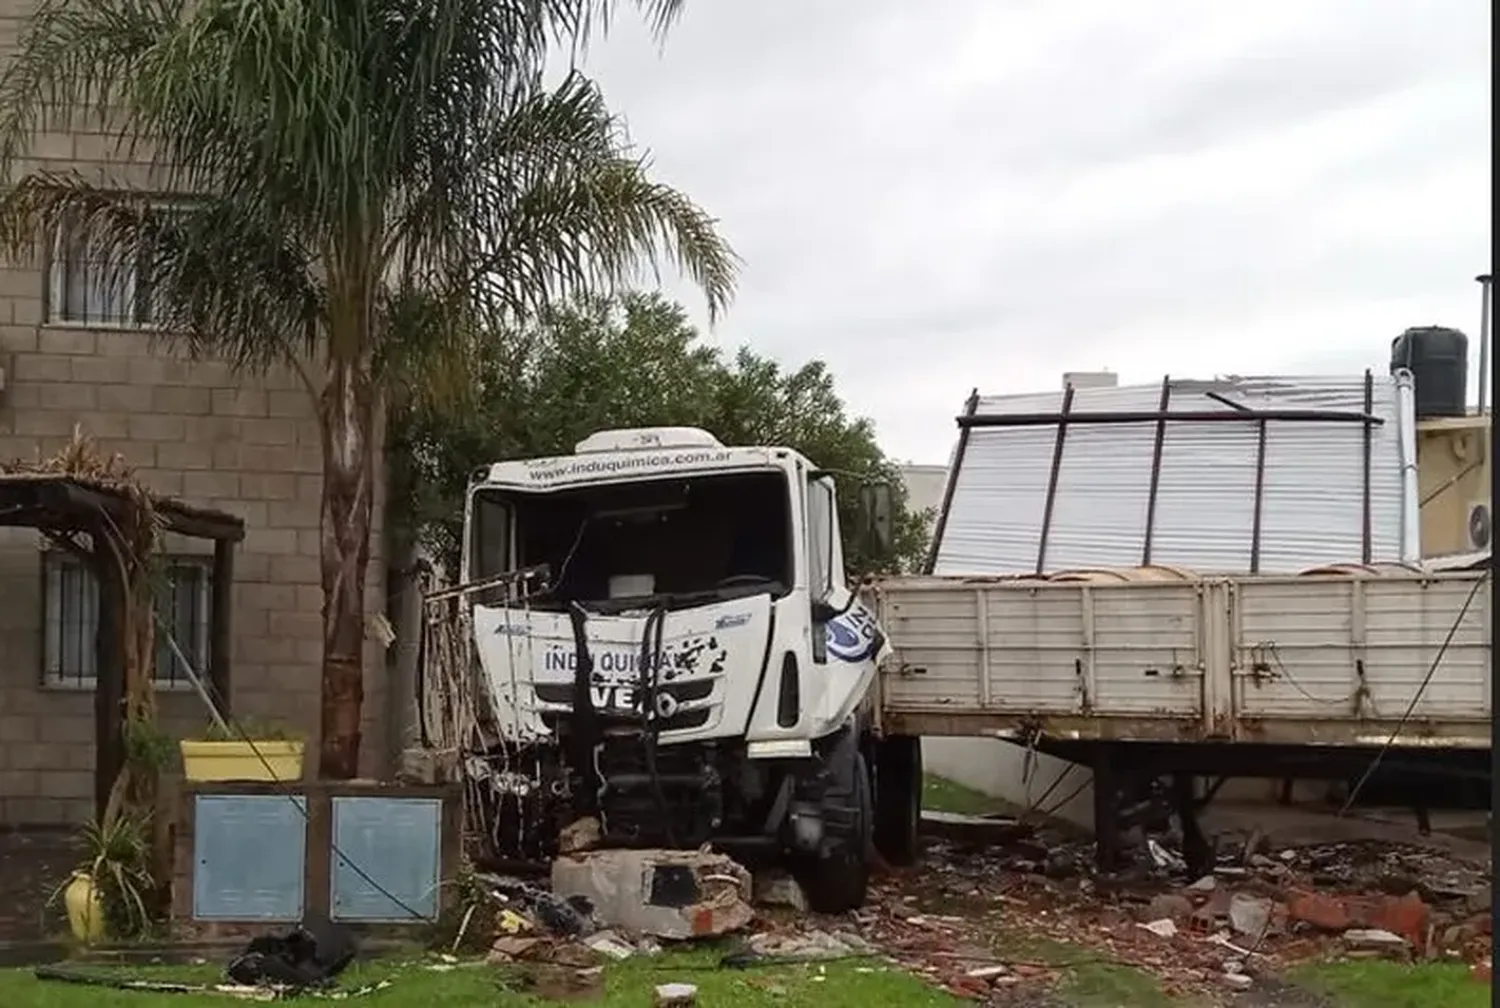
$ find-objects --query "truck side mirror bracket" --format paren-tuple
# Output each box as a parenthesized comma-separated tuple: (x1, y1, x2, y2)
(859, 482, 895, 554)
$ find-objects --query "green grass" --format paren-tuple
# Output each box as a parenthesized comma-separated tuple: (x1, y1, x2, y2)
(988, 930, 1188, 1007)
(1291, 959, 1490, 1008)
(921, 774, 1011, 817)
(1057, 959, 1187, 1008)
(0, 946, 957, 1007)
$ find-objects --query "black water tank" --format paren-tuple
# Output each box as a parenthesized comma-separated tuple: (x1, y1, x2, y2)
(1390, 326, 1468, 418)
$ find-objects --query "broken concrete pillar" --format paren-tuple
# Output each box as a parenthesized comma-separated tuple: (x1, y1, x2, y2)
(550, 849, 754, 940)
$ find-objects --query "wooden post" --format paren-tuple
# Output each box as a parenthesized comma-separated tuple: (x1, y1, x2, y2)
(209, 538, 235, 719)
(93, 542, 126, 822)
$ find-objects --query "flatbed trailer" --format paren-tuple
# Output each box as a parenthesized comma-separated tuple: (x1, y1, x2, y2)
(867, 567, 1491, 870)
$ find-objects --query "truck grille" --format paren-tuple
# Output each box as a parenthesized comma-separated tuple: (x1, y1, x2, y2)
(531, 678, 715, 733)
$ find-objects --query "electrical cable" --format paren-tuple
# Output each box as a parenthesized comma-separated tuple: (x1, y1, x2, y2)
(1017, 763, 1077, 824)
(1338, 571, 1489, 817)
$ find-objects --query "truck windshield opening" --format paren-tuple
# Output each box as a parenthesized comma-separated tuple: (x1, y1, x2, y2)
(470, 470, 792, 610)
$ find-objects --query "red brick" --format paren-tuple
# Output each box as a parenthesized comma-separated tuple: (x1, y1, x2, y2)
(1287, 890, 1351, 931)
(1370, 892, 1429, 947)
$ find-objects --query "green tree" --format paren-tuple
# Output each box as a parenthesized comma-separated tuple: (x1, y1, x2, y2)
(0, 0, 736, 778)
(393, 292, 931, 578)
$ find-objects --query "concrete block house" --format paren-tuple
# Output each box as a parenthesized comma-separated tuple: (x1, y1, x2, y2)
(0, 6, 389, 827)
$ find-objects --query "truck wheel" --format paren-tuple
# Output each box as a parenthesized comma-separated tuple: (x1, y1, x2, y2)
(872, 734, 922, 867)
(796, 749, 873, 914)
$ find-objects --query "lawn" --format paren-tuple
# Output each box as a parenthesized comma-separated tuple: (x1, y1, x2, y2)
(1291, 959, 1491, 1008)
(0, 946, 958, 1007)
(921, 774, 1014, 818)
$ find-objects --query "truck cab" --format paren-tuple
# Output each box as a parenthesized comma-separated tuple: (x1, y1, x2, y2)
(458, 426, 910, 910)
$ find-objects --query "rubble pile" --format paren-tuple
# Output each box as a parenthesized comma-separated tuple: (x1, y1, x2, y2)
(468, 848, 881, 1003)
(451, 822, 1489, 1004)
(849, 825, 1492, 1002)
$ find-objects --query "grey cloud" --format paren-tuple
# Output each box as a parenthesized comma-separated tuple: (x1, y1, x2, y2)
(569, 0, 1491, 462)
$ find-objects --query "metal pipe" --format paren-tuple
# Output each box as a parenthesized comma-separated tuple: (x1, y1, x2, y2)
(1476, 274, 1491, 414)
(926, 389, 979, 574)
(958, 408, 1385, 429)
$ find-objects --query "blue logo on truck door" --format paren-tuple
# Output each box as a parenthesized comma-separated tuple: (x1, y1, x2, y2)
(826, 605, 883, 663)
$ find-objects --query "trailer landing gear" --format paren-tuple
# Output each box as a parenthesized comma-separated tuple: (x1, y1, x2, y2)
(1090, 746, 1215, 878)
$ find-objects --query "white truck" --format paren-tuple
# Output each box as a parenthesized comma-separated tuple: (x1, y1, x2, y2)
(456, 426, 905, 912)
(448, 425, 1491, 908)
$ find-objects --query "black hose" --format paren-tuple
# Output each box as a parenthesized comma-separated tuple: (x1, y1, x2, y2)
(414, 603, 431, 749)
(638, 604, 676, 846)
(566, 602, 601, 817)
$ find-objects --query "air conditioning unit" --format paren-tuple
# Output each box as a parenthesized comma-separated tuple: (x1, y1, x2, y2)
(1466, 500, 1492, 551)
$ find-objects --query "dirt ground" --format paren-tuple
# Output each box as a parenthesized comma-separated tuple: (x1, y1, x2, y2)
(833, 802, 1492, 1006)
(0, 830, 76, 947)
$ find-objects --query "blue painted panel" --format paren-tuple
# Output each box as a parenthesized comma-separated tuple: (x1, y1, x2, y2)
(330, 797, 442, 922)
(193, 795, 306, 921)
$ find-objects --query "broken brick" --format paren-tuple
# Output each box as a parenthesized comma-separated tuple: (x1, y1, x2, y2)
(1370, 892, 1429, 947)
(1287, 891, 1351, 931)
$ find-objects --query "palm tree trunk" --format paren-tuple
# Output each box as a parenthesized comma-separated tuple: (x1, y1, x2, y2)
(317, 355, 376, 779)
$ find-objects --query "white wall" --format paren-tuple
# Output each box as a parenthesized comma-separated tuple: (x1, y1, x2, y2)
(897, 463, 1095, 825)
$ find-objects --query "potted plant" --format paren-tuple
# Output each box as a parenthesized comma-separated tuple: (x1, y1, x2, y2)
(179, 719, 305, 783)
(55, 813, 156, 944)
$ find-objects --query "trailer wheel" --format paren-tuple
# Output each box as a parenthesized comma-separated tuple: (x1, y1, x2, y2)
(796, 749, 873, 914)
(872, 734, 922, 866)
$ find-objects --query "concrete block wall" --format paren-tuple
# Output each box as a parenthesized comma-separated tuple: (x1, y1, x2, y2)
(0, 0, 390, 825)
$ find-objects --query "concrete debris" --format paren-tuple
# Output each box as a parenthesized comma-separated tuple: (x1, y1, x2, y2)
(1227, 893, 1272, 941)
(654, 982, 698, 1007)
(551, 848, 754, 940)
(1142, 893, 1193, 923)
(1220, 970, 1254, 990)
(1138, 919, 1178, 938)
(558, 816, 603, 855)
(1186, 875, 1217, 892)
(746, 929, 873, 962)
(583, 931, 640, 961)
(963, 965, 1009, 979)
(752, 870, 809, 912)
(487, 936, 543, 963)
(1341, 929, 1409, 950)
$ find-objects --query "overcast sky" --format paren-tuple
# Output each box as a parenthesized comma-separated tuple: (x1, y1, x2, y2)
(567, 0, 1492, 464)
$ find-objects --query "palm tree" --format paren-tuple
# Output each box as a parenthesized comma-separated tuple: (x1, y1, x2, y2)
(0, 0, 737, 779)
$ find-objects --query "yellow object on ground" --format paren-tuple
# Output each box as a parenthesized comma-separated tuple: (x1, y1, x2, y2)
(64, 871, 105, 944)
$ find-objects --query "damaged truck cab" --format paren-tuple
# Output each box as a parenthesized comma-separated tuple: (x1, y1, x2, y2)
(460, 427, 916, 911)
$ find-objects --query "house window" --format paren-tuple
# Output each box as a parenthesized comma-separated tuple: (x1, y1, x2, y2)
(47, 206, 180, 327)
(41, 551, 211, 690)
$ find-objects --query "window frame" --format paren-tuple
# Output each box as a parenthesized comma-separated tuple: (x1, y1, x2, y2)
(45, 199, 192, 330)
(805, 473, 837, 602)
(39, 548, 212, 692)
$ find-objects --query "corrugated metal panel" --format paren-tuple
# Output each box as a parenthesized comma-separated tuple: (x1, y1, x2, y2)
(193, 795, 306, 921)
(934, 374, 1411, 575)
(330, 797, 442, 923)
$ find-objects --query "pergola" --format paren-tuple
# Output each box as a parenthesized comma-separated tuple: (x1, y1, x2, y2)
(0, 473, 244, 818)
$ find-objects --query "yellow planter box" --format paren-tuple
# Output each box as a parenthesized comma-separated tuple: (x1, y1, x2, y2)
(179, 740, 305, 783)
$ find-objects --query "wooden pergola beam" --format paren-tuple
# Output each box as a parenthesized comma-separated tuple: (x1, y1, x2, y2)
(0, 474, 245, 821)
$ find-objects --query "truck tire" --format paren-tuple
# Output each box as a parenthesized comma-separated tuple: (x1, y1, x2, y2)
(796, 749, 873, 914)
(872, 734, 922, 866)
